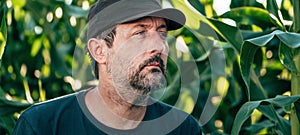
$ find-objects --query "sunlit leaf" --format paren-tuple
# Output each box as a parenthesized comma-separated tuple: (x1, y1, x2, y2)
(168, 0, 223, 52)
(175, 89, 195, 114)
(216, 76, 229, 97)
(12, 0, 26, 8)
(0, 14, 7, 61)
(42, 64, 51, 78)
(266, 0, 285, 29)
(170, 0, 210, 35)
(219, 7, 275, 29)
(207, 18, 243, 53)
(13, 5, 26, 21)
(168, 0, 207, 30)
(30, 38, 42, 57)
(187, 0, 205, 15)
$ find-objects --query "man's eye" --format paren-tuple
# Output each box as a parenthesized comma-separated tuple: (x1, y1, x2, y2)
(134, 31, 146, 36)
(159, 31, 167, 39)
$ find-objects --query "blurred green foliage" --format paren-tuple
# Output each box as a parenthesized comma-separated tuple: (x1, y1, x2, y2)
(0, 0, 300, 134)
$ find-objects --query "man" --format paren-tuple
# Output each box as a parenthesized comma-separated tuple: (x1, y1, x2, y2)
(13, 0, 202, 134)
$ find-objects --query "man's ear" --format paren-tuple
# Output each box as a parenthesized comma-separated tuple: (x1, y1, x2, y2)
(87, 38, 108, 64)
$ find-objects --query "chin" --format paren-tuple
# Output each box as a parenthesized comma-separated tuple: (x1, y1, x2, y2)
(129, 67, 167, 91)
(143, 74, 167, 91)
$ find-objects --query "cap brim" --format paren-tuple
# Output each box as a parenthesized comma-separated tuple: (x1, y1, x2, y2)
(120, 8, 186, 31)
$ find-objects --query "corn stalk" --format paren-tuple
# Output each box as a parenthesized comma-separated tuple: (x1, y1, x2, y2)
(291, 0, 300, 134)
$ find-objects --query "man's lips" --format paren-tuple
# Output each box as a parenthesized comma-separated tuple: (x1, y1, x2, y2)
(141, 61, 162, 72)
(146, 62, 160, 67)
(137, 55, 165, 74)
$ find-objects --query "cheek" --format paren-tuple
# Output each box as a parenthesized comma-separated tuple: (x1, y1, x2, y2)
(108, 50, 136, 76)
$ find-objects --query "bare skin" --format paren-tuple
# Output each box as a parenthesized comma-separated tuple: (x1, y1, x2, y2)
(86, 17, 168, 130)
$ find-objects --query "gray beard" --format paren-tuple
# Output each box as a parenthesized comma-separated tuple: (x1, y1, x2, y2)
(129, 55, 166, 92)
(116, 69, 166, 106)
(129, 69, 166, 93)
(107, 55, 167, 106)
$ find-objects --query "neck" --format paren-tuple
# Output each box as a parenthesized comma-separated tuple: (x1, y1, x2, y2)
(99, 83, 148, 119)
(85, 83, 148, 130)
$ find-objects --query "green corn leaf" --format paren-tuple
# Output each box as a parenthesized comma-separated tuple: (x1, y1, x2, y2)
(168, 0, 243, 53)
(0, 114, 16, 134)
(266, 95, 300, 107)
(219, 7, 275, 29)
(240, 42, 260, 98)
(240, 31, 276, 90)
(231, 101, 261, 135)
(0, 97, 32, 116)
(277, 32, 300, 48)
(187, 0, 205, 15)
(168, 0, 207, 31)
(30, 38, 42, 57)
(232, 95, 300, 135)
(0, 14, 7, 61)
(279, 42, 298, 74)
(257, 103, 290, 135)
(266, 0, 284, 29)
(240, 30, 300, 97)
(207, 18, 243, 53)
(243, 120, 275, 133)
(241, 29, 274, 40)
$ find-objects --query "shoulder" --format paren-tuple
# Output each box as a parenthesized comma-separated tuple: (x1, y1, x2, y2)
(13, 92, 83, 134)
(25, 93, 76, 112)
(22, 92, 78, 115)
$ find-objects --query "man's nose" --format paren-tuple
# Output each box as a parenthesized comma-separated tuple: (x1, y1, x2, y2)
(146, 31, 168, 55)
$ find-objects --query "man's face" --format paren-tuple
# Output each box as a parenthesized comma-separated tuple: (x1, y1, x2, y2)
(107, 17, 168, 95)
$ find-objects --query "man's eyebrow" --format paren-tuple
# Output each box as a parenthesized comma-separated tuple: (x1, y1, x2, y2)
(130, 23, 150, 29)
(126, 24, 147, 34)
(130, 23, 167, 30)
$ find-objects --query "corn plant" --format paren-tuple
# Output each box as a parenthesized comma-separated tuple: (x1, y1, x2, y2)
(168, 0, 300, 134)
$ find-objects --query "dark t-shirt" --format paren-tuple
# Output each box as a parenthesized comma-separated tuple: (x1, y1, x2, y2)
(13, 90, 202, 135)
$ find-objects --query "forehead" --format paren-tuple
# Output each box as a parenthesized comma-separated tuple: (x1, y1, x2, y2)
(117, 17, 166, 30)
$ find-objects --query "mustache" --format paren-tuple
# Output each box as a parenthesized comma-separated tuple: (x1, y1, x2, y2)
(138, 55, 165, 74)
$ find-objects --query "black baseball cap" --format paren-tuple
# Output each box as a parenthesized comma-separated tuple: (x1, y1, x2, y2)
(87, 0, 186, 39)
